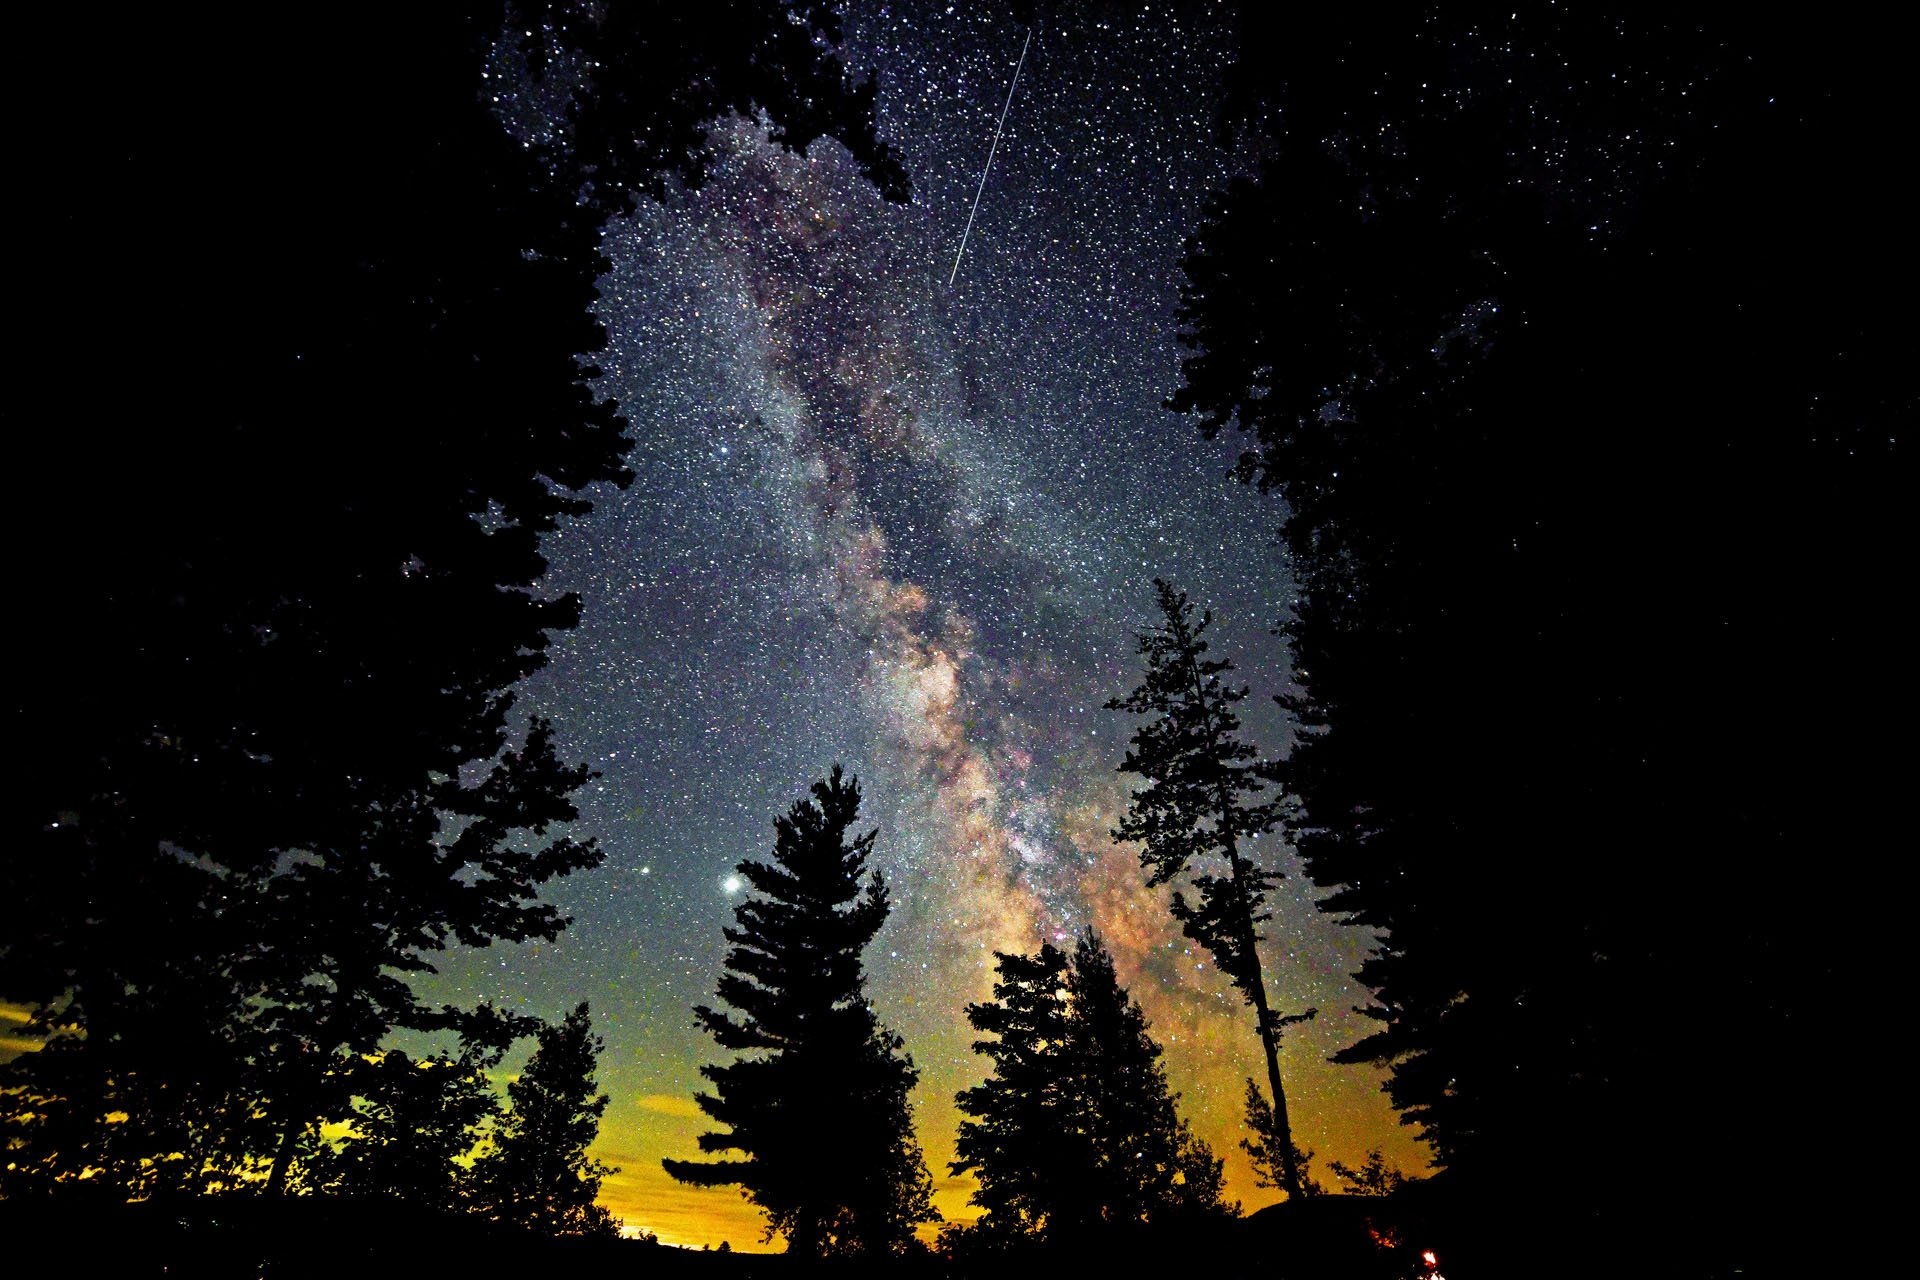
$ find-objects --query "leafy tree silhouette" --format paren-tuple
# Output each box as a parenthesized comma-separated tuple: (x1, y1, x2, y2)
(5, 5, 906, 1199)
(470, 1002, 617, 1237)
(1106, 581, 1315, 1201)
(954, 930, 1232, 1244)
(664, 767, 935, 1256)
(304, 1041, 501, 1211)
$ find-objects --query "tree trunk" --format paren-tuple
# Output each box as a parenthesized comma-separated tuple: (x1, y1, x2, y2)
(1183, 626, 1303, 1200)
(264, 1114, 302, 1195)
(787, 1212, 820, 1258)
(1226, 843, 1303, 1201)
(263, 1049, 322, 1196)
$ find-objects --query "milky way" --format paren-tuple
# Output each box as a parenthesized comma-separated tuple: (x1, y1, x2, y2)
(421, 3, 1419, 1246)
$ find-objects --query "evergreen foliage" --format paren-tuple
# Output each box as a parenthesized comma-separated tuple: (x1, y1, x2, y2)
(1166, 1134, 1234, 1221)
(471, 1003, 617, 1237)
(4, 5, 903, 1200)
(954, 930, 1233, 1243)
(952, 945, 1074, 1238)
(1240, 1078, 1321, 1198)
(1167, 8, 1904, 1268)
(1106, 581, 1314, 1200)
(664, 767, 935, 1256)
(1326, 1150, 1408, 1199)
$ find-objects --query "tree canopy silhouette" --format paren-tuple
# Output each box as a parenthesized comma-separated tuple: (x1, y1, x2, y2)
(952, 945, 1072, 1241)
(954, 930, 1232, 1244)
(471, 1002, 617, 1237)
(304, 1042, 501, 1212)
(5, 4, 905, 1198)
(664, 767, 935, 1256)
(1106, 580, 1314, 1201)
(1326, 1149, 1409, 1199)
(1167, 7, 1905, 1271)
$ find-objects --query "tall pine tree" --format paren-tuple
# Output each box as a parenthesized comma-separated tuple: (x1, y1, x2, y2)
(1106, 580, 1314, 1201)
(664, 767, 935, 1256)
(954, 930, 1230, 1243)
(952, 944, 1075, 1241)
(1062, 932, 1229, 1234)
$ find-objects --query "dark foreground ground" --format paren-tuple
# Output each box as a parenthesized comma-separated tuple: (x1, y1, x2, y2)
(1, 1196, 1423, 1280)
(0, 1186, 1798, 1280)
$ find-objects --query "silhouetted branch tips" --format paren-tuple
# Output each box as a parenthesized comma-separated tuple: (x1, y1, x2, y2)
(1271, 1007, 1318, 1033)
(1326, 1148, 1411, 1198)
(1240, 1077, 1324, 1199)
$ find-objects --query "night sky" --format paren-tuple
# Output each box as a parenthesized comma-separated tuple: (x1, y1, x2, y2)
(420, 3, 1416, 1246)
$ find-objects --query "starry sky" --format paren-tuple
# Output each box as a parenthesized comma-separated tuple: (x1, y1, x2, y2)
(422, 2, 1420, 1247)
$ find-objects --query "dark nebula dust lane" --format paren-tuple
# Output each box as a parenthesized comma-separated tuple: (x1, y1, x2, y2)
(422, 3, 1414, 1244)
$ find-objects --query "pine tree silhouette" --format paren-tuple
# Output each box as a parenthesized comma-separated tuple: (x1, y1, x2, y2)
(471, 1003, 617, 1237)
(953, 944, 1074, 1240)
(1107, 581, 1314, 1201)
(1240, 1078, 1321, 1197)
(664, 767, 935, 1256)
(954, 930, 1231, 1242)
(1327, 1149, 1408, 1198)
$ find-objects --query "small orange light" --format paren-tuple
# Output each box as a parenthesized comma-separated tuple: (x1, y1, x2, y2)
(1422, 1250, 1439, 1267)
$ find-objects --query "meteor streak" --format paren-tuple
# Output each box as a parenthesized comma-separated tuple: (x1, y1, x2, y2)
(948, 28, 1031, 288)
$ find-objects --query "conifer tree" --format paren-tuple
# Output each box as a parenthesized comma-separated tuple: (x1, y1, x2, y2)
(1327, 1149, 1409, 1198)
(1168, 1134, 1235, 1221)
(4, 4, 906, 1201)
(1163, 15, 1905, 1270)
(1106, 580, 1315, 1201)
(664, 766, 935, 1256)
(471, 1002, 618, 1237)
(952, 944, 1075, 1239)
(954, 930, 1229, 1242)
(1240, 1078, 1321, 1196)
